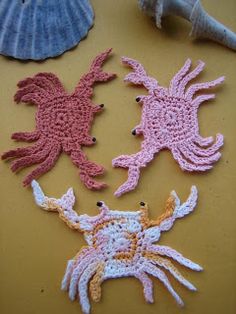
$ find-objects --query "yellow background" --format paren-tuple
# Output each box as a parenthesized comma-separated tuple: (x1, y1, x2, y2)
(1, 1, 236, 313)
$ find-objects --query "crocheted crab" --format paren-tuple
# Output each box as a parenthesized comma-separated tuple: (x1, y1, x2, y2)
(113, 57, 224, 196)
(32, 180, 202, 314)
(2, 49, 116, 190)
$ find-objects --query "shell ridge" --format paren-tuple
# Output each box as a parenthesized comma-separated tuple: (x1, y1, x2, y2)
(0, 0, 95, 60)
(0, 1, 17, 53)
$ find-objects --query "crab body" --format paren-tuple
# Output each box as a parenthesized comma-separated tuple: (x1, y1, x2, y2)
(34, 94, 99, 151)
(32, 180, 202, 314)
(113, 57, 224, 196)
(2, 49, 116, 190)
(139, 94, 198, 147)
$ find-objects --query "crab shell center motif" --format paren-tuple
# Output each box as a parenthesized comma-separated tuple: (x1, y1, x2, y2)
(90, 217, 145, 261)
(37, 95, 92, 142)
(144, 95, 195, 145)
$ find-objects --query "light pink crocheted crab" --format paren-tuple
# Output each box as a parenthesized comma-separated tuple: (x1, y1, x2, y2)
(113, 57, 224, 197)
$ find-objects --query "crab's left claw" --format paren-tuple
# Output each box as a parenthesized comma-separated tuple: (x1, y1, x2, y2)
(31, 180, 75, 212)
(90, 48, 116, 82)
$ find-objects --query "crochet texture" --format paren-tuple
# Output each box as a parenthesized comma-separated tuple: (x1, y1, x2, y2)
(2, 49, 116, 190)
(113, 57, 224, 197)
(32, 180, 202, 314)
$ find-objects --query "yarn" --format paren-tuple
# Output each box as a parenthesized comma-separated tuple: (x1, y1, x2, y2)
(2, 49, 116, 190)
(32, 180, 202, 314)
(113, 57, 224, 197)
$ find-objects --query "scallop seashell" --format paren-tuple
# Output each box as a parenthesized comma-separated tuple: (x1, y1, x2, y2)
(0, 0, 94, 60)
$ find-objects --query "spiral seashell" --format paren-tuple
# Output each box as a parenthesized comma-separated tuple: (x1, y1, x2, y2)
(0, 0, 94, 60)
(138, 0, 236, 51)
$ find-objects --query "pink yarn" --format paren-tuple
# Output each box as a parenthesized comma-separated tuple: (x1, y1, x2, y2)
(2, 49, 116, 190)
(113, 57, 224, 197)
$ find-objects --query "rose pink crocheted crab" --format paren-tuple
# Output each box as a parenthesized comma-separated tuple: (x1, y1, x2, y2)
(32, 180, 202, 314)
(2, 49, 116, 190)
(113, 57, 224, 196)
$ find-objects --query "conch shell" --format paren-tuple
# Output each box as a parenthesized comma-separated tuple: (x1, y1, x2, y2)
(138, 0, 236, 51)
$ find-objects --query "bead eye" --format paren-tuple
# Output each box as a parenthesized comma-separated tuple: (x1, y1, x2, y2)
(136, 97, 141, 102)
(132, 129, 136, 136)
(92, 137, 96, 142)
(97, 201, 103, 207)
(140, 201, 145, 206)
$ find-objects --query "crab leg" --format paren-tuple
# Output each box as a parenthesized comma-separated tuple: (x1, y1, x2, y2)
(191, 94, 215, 108)
(22, 143, 61, 186)
(134, 271, 154, 303)
(34, 73, 65, 92)
(145, 262, 184, 306)
(16, 92, 44, 105)
(10, 143, 52, 172)
(69, 252, 100, 301)
(113, 146, 157, 197)
(194, 133, 223, 148)
(14, 84, 48, 104)
(17, 76, 55, 93)
(186, 76, 224, 99)
(169, 59, 191, 95)
(11, 131, 40, 142)
(61, 260, 75, 291)
(16, 73, 65, 98)
(78, 262, 100, 314)
(194, 135, 215, 147)
(178, 144, 221, 165)
(70, 149, 106, 190)
(62, 247, 95, 291)
(89, 262, 105, 302)
(177, 61, 205, 97)
(147, 245, 202, 271)
(2, 139, 46, 159)
(88, 267, 155, 304)
(187, 137, 223, 157)
(146, 254, 196, 291)
(171, 148, 212, 171)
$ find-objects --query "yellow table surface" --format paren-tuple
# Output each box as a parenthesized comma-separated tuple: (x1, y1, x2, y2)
(1, 1, 236, 313)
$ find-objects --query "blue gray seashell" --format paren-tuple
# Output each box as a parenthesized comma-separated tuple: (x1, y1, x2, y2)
(0, 0, 94, 60)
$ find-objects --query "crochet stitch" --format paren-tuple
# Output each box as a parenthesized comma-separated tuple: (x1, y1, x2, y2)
(113, 57, 224, 196)
(2, 49, 116, 190)
(32, 180, 202, 314)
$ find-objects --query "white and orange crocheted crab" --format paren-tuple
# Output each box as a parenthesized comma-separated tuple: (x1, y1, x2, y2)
(32, 180, 202, 314)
